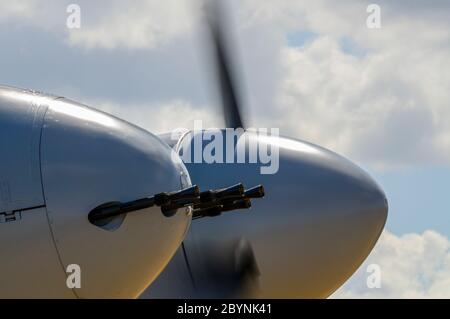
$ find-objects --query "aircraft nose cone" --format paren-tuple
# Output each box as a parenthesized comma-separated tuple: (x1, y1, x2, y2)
(242, 135, 389, 297)
(257, 137, 389, 297)
(180, 131, 389, 298)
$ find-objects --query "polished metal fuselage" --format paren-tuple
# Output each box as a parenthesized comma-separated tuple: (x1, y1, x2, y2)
(0, 85, 191, 298)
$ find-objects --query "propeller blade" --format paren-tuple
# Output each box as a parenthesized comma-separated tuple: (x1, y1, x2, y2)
(190, 238, 260, 298)
(204, 0, 245, 128)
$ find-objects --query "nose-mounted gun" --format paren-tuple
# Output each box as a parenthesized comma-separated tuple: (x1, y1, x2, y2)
(190, 184, 265, 219)
(88, 183, 265, 226)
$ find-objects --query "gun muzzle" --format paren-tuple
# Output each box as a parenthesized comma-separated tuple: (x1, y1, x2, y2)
(244, 185, 265, 199)
(200, 183, 245, 202)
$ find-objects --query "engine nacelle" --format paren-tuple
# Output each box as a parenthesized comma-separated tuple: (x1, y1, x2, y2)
(147, 129, 387, 298)
(0, 86, 191, 298)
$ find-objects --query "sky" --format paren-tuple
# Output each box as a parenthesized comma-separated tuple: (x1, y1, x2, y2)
(0, 0, 449, 298)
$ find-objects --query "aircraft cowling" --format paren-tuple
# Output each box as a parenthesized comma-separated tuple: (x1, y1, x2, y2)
(0, 86, 192, 298)
(39, 98, 192, 298)
(172, 129, 388, 298)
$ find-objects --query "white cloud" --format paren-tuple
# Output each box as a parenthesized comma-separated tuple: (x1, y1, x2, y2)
(0, 0, 42, 22)
(273, 35, 450, 170)
(90, 99, 221, 134)
(0, 0, 197, 50)
(332, 230, 450, 298)
(66, 0, 196, 50)
(245, 1, 450, 170)
(0, 2, 35, 19)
